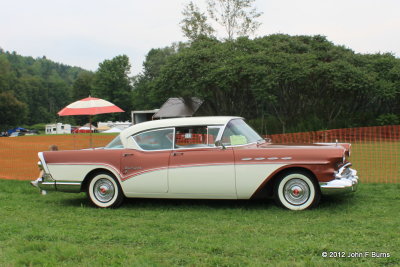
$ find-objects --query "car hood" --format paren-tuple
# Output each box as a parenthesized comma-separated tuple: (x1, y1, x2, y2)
(261, 142, 351, 156)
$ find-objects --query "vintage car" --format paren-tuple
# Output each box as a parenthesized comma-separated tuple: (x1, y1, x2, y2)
(35, 117, 359, 210)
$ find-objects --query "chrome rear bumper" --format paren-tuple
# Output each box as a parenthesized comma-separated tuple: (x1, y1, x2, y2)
(37, 174, 82, 193)
(320, 163, 359, 195)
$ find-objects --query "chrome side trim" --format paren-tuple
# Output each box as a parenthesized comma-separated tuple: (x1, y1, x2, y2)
(55, 182, 82, 193)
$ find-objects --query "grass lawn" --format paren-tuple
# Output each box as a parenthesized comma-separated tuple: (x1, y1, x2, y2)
(0, 180, 399, 266)
(351, 141, 400, 183)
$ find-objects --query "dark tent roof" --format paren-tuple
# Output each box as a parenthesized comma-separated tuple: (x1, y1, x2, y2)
(153, 97, 203, 119)
(7, 127, 27, 135)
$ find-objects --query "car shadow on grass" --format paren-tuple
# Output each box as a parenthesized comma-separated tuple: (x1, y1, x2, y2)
(319, 194, 358, 208)
(123, 198, 275, 210)
(58, 194, 275, 210)
(58, 193, 359, 211)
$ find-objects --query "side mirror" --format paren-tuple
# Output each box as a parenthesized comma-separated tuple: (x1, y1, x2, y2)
(215, 140, 226, 150)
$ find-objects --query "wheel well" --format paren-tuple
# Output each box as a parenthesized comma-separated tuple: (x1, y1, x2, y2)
(80, 168, 117, 192)
(252, 167, 318, 199)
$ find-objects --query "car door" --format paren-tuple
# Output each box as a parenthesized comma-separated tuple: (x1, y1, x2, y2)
(168, 126, 236, 198)
(121, 128, 173, 194)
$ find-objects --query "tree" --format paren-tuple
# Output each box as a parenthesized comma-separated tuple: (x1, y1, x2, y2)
(72, 71, 94, 100)
(0, 91, 28, 130)
(180, 0, 262, 41)
(134, 34, 400, 134)
(93, 55, 132, 121)
(132, 46, 179, 110)
(181, 1, 215, 41)
(207, 0, 262, 40)
(0, 55, 14, 93)
(0, 49, 87, 125)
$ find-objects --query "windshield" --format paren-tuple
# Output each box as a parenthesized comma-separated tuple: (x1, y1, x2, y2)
(221, 119, 263, 146)
(105, 135, 124, 149)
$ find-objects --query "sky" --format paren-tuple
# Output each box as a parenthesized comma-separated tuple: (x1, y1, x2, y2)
(1, 0, 399, 75)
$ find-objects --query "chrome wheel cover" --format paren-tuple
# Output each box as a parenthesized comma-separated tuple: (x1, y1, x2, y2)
(283, 178, 310, 206)
(93, 178, 115, 203)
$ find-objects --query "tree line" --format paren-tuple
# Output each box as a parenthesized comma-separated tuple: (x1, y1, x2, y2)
(0, 50, 132, 129)
(0, 50, 84, 129)
(1, 33, 400, 134)
(132, 35, 400, 133)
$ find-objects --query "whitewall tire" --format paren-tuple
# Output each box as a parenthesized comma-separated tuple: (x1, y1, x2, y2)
(274, 171, 320, 210)
(87, 172, 124, 208)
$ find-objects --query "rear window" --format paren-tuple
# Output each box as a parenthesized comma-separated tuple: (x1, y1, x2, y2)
(132, 128, 174, 151)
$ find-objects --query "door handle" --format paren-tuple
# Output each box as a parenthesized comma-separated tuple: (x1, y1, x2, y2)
(172, 152, 184, 156)
(123, 153, 134, 157)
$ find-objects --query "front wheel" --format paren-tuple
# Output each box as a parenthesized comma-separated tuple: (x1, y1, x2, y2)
(274, 171, 320, 210)
(87, 172, 124, 208)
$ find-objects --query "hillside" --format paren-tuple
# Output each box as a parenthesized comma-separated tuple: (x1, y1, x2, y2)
(0, 49, 90, 128)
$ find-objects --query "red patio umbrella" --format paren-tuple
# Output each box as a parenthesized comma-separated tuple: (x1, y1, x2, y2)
(58, 96, 124, 146)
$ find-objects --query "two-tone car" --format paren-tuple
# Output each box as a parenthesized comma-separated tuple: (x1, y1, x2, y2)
(35, 116, 359, 210)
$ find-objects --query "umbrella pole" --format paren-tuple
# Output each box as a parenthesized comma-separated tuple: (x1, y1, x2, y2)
(89, 115, 93, 148)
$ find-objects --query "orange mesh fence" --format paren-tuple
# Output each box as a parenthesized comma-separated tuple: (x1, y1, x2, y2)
(0, 134, 116, 181)
(265, 125, 400, 183)
(0, 126, 399, 183)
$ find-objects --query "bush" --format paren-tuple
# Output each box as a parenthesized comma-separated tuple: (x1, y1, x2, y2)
(377, 113, 400, 126)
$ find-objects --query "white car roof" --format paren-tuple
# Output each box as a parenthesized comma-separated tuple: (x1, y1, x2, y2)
(121, 116, 241, 139)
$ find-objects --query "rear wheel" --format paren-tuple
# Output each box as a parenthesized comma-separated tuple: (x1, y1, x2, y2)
(274, 171, 320, 210)
(87, 172, 124, 208)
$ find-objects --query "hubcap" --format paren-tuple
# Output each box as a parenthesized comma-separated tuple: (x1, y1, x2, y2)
(93, 178, 115, 203)
(284, 178, 310, 205)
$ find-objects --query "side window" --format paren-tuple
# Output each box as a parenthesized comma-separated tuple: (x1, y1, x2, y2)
(207, 127, 221, 145)
(133, 128, 173, 151)
(175, 126, 221, 148)
(221, 119, 262, 146)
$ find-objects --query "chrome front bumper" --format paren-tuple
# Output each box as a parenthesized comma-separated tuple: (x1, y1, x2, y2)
(320, 163, 359, 195)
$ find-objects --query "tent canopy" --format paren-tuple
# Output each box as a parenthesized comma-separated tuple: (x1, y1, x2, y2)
(103, 127, 122, 133)
(153, 97, 203, 119)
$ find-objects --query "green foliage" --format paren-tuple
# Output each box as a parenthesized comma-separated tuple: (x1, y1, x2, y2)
(207, 0, 263, 40)
(93, 55, 132, 121)
(1, 34, 399, 133)
(376, 113, 400, 125)
(181, 0, 262, 41)
(134, 34, 400, 134)
(0, 180, 399, 266)
(132, 46, 182, 110)
(72, 71, 94, 100)
(25, 123, 47, 134)
(71, 71, 95, 125)
(0, 91, 28, 129)
(181, 1, 215, 41)
(0, 50, 87, 127)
